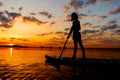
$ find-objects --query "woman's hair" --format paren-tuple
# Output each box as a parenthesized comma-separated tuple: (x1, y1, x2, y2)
(71, 12, 78, 19)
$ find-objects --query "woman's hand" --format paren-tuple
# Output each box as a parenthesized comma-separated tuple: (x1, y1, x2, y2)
(67, 35, 69, 39)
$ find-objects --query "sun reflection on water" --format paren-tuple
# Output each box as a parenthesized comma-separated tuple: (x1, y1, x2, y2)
(10, 48, 13, 58)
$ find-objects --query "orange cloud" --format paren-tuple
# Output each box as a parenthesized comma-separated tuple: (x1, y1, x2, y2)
(0, 1, 3, 7)
(97, 15, 107, 19)
(108, 6, 120, 14)
(23, 16, 47, 25)
(88, 15, 95, 19)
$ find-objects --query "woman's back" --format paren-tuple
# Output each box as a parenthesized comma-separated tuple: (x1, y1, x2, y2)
(72, 19, 80, 33)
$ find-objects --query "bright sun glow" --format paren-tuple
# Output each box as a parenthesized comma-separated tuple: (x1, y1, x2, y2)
(8, 44, 14, 46)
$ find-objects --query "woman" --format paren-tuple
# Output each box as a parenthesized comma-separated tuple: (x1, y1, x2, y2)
(67, 12, 86, 59)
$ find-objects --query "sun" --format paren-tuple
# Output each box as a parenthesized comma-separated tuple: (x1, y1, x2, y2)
(8, 44, 14, 46)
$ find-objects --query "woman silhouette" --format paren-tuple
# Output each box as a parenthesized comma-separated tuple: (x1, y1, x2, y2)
(67, 12, 86, 59)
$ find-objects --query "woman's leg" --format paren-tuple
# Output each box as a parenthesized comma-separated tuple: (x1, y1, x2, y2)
(78, 34, 86, 59)
(79, 41, 85, 59)
(73, 39, 77, 59)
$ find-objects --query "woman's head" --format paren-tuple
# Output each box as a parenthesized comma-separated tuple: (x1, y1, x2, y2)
(71, 12, 78, 21)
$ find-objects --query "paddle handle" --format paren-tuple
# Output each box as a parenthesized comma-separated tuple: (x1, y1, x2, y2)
(59, 38, 68, 58)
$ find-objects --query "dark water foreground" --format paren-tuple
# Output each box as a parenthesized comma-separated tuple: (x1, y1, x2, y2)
(0, 60, 120, 80)
(0, 48, 120, 80)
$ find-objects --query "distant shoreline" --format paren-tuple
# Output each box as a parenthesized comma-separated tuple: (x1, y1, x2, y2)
(0, 46, 120, 50)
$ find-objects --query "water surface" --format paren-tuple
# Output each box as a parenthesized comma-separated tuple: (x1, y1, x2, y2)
(0, 48, 120, 80)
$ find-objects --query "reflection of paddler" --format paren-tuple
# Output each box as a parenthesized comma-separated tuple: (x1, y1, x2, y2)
(67, 12, 86, 59)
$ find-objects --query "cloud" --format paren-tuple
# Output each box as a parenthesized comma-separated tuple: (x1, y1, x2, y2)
(18, 7, 23, 11)
(5, 11, 21, 19)
(37, 31, 68, 37)
(49, 21, 56, 26)
(51, 21, 55, 24)
(82, 22, 92, 27)
(66, 0, 98, 11)
(99, 38, 120, 44)
(23, 16, 47, 25)
(64, 19, 71, 22)
(108, 6, 120, 14)
(11, 7, 14, 10)
(30, 12, 36, 15)
(82, 37, 95, 42)
(101, 24, 120, 32)
(97, 15, 107, 19)
(6, 11, 47, 26)
(82, 29, 99, 35)
(0, 24, 11, 28)
(79, 13, 87, 16)
(116, 29, 120, 35)
(84, 0, 98, 6)
(82, 22, 99, 28)
(84, 0, 116, 6)
(9, 37, 29, 42)
(0, 10, 48, 29)
(80, 14, 107, 19)
(55, 31, 64, 34)
(79, 14, 107, 19)
(49, 37, 65, 44)
(67, 0, 84, 10)
(63, 12, 96, 22)
(10, 7, 23, 11)
(64, 28, 70, 31)
(66, 0, 118, 11)
(64, 14, 71, 22)
(37, 32, 53, 36)
(4, 10, 22, 22)
(55, 31, 68, 36)
(108, 19, 117, 24)
(1, 29, 6, 32)
(79, 13, 91, 19)
(0, 11, 12, 28)
(100, 38, 115, 43)
(101, 0, 118, 3)
(0, 1, 3, 7)
(17, 38, 29, 42)
(113, 29, 120, 35)
(39, 11, 53, 18)
(62, 5, 70, 13)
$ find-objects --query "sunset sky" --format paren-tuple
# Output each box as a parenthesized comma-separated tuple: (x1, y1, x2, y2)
(0, 0, 120, 48)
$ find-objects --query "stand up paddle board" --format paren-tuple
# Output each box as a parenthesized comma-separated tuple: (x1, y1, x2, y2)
(45, 54, 120, 65)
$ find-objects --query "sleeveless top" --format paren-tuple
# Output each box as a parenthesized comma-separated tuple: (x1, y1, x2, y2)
(71, 20, 81, 34)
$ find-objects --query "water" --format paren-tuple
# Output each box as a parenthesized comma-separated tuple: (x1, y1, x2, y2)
(0, 48, 120, 80)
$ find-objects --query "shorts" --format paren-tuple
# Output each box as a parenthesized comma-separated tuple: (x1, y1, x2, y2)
(73, 32, 82, 41)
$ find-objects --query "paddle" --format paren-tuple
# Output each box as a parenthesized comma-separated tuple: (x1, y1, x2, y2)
(58, 37, 68, 59)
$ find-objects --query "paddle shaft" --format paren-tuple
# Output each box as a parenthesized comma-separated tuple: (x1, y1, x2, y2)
(59, 38, 68, 58)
